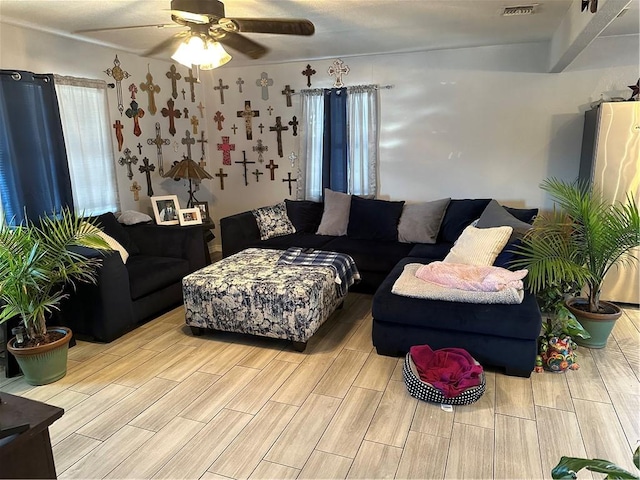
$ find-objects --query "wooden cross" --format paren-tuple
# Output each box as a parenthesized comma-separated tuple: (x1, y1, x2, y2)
(217, 136, 235, 165)
(213, 111, 225, 131)
(252, 169, 264, 182)
(267, 105, 273, 116)
(104, 55, 130, 115)
(237, 101, 259, 140)
(147, 122, 170, 176)
(139, 69, 161, 115)
(183, 107, 189, 118)
(136, 143, 143, 154)
(258, 123, 265, 134)
(328, 59, 350, 88)
(128, 83, 137, 99)
(184, 68, 198, 102)
(231, 124, 238, 134)
(130, 181, 141, 201)
(138, 156, 155, 197)
(181, 88, 186, 100)
(256, 72, 274, 100)
(288, 116, 299, 136)
(181, 130, 195, 159)
(215, 167, 228, 190)
(253, 139, 268, 163)
(113, 120, 124, 151)
(281, 85, 295, 107)
(265, 159, 279, 181)
(118, 148, 138, 180)
(282, 172, 297, 196)
(236, 77, 244, 93)
(197, 101, 205, 118)
(191, 115, 199, 134)
(125, 100, 145, 137)
(235, 151, 256, 187)
(166, 64, 181, 99)
(302, 64, 316, 87)
(213, 78, 229, 104)
(161, 98, 181, 136)
(270, 116, 289, 158)
(197, 131, 208, 162)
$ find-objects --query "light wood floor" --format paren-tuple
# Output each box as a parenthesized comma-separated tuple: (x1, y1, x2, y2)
(1, 294, 638, 480)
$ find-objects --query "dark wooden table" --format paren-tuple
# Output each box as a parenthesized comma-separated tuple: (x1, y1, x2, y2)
(0, 393, 64, 479)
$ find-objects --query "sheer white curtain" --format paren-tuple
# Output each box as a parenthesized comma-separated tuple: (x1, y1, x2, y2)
(298, 88, 324, 201)
(347, 85, 378, 197)
(55, 75, 119, 215)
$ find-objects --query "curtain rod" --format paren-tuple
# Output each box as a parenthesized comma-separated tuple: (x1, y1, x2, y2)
(295, 84, 394, 95)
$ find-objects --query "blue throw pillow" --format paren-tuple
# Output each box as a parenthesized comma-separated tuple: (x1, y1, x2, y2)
(285, 199, 324, 234)
(93, 212, 140, 255)
(347, 196, 405, 241)
(438, 199, 491, 243)
(504, 206, 538, 224)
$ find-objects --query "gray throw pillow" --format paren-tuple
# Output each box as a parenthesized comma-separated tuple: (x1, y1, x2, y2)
(476, 199, 533, 240)
(398, 198, 451, 244)
(316, 189, 351, 236)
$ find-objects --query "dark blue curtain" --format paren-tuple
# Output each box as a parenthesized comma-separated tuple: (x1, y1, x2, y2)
(0, 70, 74, 225)
(322, 88, 348, 194)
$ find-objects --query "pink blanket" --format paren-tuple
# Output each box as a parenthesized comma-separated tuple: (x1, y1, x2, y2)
(410, 345, 483, 397)
(415, 261, 527, 292)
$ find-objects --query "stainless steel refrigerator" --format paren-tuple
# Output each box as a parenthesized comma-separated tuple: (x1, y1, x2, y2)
(579, 101, 640, 305)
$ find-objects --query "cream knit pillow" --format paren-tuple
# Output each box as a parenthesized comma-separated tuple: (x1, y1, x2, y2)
(443, 225, 513, 266)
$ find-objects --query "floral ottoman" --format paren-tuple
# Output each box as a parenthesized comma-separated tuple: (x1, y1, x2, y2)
(182, 248, 349, 350)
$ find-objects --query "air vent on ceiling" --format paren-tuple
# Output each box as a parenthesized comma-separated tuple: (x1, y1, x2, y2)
(502, 4, 538, 16)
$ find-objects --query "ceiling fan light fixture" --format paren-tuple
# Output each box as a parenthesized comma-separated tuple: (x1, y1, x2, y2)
(171, 35, 231, 69)
(200, 40, 232, 70)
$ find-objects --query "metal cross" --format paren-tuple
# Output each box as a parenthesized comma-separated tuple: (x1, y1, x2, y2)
(270, 116, 289, 158)
(118, 148, 138, 180)
(138, 156, 155, 197)
(267, 105, 274, 116)
(237, 101, 260, 140)
(302, 64, 316, 87)
(253, 139, 268, 163)
(139, 68, 161, 115)
(236, 77, 244, 93)
(166, 64, 181, 99)
(181, 130, 196, 159)
(125, 100, 145, 136)
(136, 143, 143, 154)
(258, 123, 265, 134)
(213, 78, 229, 104)
(235, 151, 256, 187)
(213, 111, 225, 131)
(161, 98, 182, 136)
(197, 131, 208, 162)
(113, 120, 124, 151)
(252, 168, 264, 182)
(197, 101, 205, 118)
(282, 172, 297, 196)
(288, 116, 299, 136)
(328, 59, 350, 88)
(184, 68, 198, 103)
(215, 167, 228, 190)
(281, 84, 295, 107)
(217, 136, 235, 165)
(265, 159, 279, 181)
(147, 122, 170, 176)
(231, 124, 238, 134)
(104, 55, 130, 116)
(181, 88, 186, 101)
(256, 72, 274, 100)
(183, 107, 189, 118)
(191, 115, 199, 134)
(288, 151, 298, 167)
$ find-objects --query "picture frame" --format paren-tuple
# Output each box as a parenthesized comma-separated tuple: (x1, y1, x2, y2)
(151, 195, 180, 225)
(178, 207, 202, 226)
(192, 201, 211, 223)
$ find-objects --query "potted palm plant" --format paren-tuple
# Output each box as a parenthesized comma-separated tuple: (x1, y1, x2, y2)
(0, 208, 110, 385)
(514, 178, 639, 349)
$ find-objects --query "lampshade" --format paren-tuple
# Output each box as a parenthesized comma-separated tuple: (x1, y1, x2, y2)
(163, 158, 213, 181)
(171, 35, 232, 70)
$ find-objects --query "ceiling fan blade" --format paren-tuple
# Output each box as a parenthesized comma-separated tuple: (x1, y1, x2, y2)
(74, 24, 178, 34)
(144, 32, 189, 57)
(218, 18, 315, 36)
(212, 30, 268, 59)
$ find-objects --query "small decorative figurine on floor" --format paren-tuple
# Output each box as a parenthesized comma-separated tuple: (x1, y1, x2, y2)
(282, 172, 297, 196)
(266, 159, 279, 181)
(217, 136, 235, 165)
(281, 85, 295, 107)
(139, 67, 161, 115)
(256, 72, 274, 100)
(302, 64, 316, 87)
(184, 68, 198, 103)
(270, 116, 289, 158)
(138, 157, 155, 197)
(104, 55, 130, 116)
(125, 100, 145, 137)
(147, 122, 170, 176)
(113, 120, 124, 152)
(161, 98, 182, 136)
(237, 101, 260, 140)
(213, 111, 225, 131)
(215, 167, 228, 190)
(119, 148, 138, 181)
(130, 181, 141, 201)
(166, 64, 182, 100)
(235, 151, 256, 187)
(214, 78, 229, 104)
(328, 59, 350, 88)
(253, 139, 268, 163)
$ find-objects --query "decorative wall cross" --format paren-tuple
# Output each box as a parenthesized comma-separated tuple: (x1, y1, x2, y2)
(161, 98, 182, 136)
(118, 148, 138, 180)
(267, 106, 273, 116)
(328, 59, 350, 88)
(191, 116, 199, 134)
(215, 167, 228, 190)
(136, 143, 143, 154)
(130, 181, 141, 201)
(197, 131, 208, 163)
(104, 55, 130, 116)
(258, 123, 265, 134)
(237, 101, 260, 140)
(256, 72, 274, 100)
(197, 101, 205, 118)
(231, 124, 238, 134)
(302, 64, 316, 87)
(125, 100, 145, 137)
(217, 136, 235, 165)
(183, 107, 189, 118)
(213, 111, 225, 131)
(235, 151, 256, 187)
(266, 159, 279, 181)
(288, 116, 298, 136)
(166, 65, 182, 99)
(252, 169, 264, 182)
(113, 120, 124, 151)
(213, 78, 229, 104)
(281, 85, 295, 107)
(181, 88, 186, 100)
(184, 68, 198, 102)
(236, 77, 244, 93)
(288, 151, 298, 167)
(270, 116, 289, 158)
(181, 130, 196, 159)
(138, 157, 155, 197)
(128, 83, 137, 100)
(139, 68, 161, 115)
(147, 122, 170, 176)
(282, 172, 297, 196)
(253, 139, 268, 163)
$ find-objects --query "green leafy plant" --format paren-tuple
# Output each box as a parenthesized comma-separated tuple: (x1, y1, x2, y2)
(536, 281, 590, 340)
(552, 444, 639, 479)
(0, 208, 111, 342)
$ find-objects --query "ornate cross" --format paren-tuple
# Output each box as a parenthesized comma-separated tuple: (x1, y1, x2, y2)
(252, 169, 264, 182)
(184, 68, 198, 103)
(113, 120, 124, 151)
(237, 101, 259, 140)
(270, 116, 289, 158)
(213, 78, 229, 104)
(282, 172, 297, 196)
(236, 77, 244, 93)
(181, 130, 195, 159)
(181, 88, 186, 101)
(213, 111, 225, 131)
(288, 151, 298, 167)
(253, 139, 268, 163)
(197, 131, 208, 164)
(166, 64, 182, 99)
(197, 101, 205, 118)
(231, 124, 238, 134)
(161, 98, 181, 136)
(191, 115, 199, 134)
(215, 167, 228, 190)
(258, 123, 265, 134)
(128, 83, 137, 100)
(256, 72, 274, 100)
(138, 157, 155, 197)
(235, 151, 256, 187)
(139, 68, 161, 115)
(288, 116, 299, 136)
(281, 85, 295, 107)
(217, 136, 235, 165)
(130, 181, 141, 201)
(125, 100, 145, 137)
(136, 143, 143, 154)
(118, 148, 138, 180)
(147, 122, 170, 176)
(302, 64, 316, 87)
(183, 107, 189, 118)
(104, 55, 130, 115)
(266, 159, 279, 181)
(267, 105, 273, 116)
(328, 59, 350, 88)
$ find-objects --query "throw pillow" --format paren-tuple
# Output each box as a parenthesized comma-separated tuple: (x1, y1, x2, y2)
(444, 225, 513, 266)
(285, 199, 324, 233)
(438, 199, 492, 244)
(93, 212, 140, 255)
(504, 206, 538, 224)
(81, 222, 129, 264)
(251, 202, 296, 240)
(398, 198, 451, 244)
(316, 189, 352, 236)
(118, 210, 153, 225)
(347, 196, 405, 241)
(476, 200, 533, 241)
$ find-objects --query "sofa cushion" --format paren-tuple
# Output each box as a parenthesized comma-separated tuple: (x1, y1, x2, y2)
(285, 199, 324, 233)
(347, 196, 405, 242)
(476, 200, 533, 241)
(493, 239, 523, 269)
(316, 189, 351, 236)
(127, 255, 191, 300)
(444, 225, 512, 266)
(94, 212, 140, 255)
(504, 206, 538, 224)
(252, 202, 296, 240)
(438, 199, 491, 244)
(251, 233, 336, 251)
(408, 242, 454, 260)
(322, 236, 414, 273)
(398, 198, 451, 244)
(117, 210, 153, 225)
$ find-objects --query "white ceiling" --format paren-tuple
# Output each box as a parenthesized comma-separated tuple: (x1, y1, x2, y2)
(0, 0, 638, 67)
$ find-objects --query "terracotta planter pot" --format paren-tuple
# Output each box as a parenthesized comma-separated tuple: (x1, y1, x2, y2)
(566, 298, 622, 349)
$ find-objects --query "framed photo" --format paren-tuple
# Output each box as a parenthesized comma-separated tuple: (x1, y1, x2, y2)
(193, 201, 210, 223)
(178, 207, 202, 226)
(151, 195, 180, 225)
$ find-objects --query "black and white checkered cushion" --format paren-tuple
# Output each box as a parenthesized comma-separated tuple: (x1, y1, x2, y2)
(403, 353, 486, 405)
